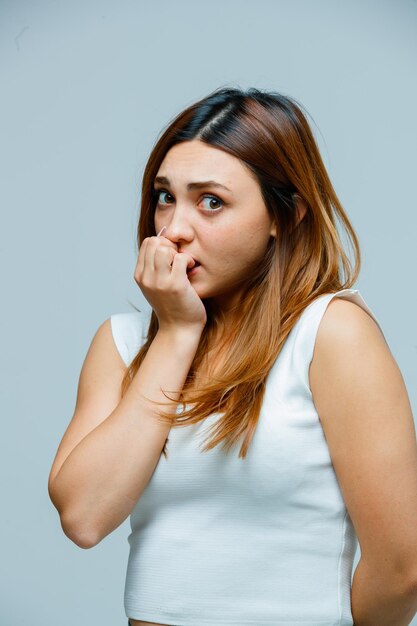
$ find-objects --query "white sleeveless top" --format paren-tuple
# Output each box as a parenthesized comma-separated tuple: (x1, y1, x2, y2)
(110, 289, 386, 626)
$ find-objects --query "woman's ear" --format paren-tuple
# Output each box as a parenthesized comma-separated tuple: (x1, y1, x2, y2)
(269, 193, 308, 237)
(293, 193, 308, 226)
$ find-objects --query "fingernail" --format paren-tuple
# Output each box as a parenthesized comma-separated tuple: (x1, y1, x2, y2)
(156, 226, 167, 237)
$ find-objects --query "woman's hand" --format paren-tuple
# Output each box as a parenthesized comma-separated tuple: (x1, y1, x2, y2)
(134, 233, 207, 332)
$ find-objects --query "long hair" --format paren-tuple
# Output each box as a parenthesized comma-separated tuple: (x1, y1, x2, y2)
(120, 85, 360, 459)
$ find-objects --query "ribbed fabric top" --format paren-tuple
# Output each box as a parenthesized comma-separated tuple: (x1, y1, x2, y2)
(110, 289, 386, 626)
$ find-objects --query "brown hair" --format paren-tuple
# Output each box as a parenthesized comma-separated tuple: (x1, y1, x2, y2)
(121, 85, 360, 459)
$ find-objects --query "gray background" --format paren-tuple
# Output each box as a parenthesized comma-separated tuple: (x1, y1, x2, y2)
(1, 0, 416, 624)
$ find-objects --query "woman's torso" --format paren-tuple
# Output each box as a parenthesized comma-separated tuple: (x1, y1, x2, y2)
(116, 289, 383, 625)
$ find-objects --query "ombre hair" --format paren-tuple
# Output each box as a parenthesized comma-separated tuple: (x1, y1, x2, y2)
(121, 85, 360, 459)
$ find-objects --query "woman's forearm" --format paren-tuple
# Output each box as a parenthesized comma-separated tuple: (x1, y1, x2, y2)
(50, 325, 203, 548)
(351, 557, 417, 625)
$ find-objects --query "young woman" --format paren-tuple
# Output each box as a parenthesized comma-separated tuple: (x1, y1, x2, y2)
(48, 87, 417, 626)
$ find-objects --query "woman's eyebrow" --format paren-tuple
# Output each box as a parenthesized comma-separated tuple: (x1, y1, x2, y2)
(153, 176, 232, 193)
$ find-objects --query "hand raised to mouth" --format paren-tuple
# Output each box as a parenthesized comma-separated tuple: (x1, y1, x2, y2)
(134, 230, 207, 331)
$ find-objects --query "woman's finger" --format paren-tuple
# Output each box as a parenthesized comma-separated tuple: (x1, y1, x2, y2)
(154, 245, 174, 276)
(136, 237, 150, 279)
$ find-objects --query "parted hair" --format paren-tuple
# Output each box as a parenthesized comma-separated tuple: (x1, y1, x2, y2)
(120, 85, 360, 459)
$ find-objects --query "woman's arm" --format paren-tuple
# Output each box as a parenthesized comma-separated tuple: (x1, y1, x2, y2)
(48, 318, 203, 548)
(309, 298, 417, 626)
(351, 556, 417, 626)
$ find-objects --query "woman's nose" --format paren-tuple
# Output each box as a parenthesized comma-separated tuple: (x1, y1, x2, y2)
(160, 211, 194, 241)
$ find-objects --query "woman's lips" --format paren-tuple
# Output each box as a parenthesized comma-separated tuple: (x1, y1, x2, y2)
(187, 261, 201, 275)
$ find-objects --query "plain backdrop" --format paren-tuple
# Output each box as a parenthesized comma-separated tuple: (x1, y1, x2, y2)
(1, 1, 416, 624)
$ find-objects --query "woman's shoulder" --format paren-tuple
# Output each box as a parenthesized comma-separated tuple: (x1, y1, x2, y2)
(288, 288, 388, 395)
(309, 288, 390, 391)
(313, 289, 387, 347)
(109, 307, 152, 367)
(299, 288, 386, 342)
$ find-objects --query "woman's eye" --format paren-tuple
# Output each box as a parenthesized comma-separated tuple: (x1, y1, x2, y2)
(153, 189, 224, 213)
(154, 190, 172, 205)
(201, 195, 223, 211)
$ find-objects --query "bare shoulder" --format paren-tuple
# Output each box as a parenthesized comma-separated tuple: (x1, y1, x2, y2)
(309, 296, 392, 411)
(74, 317, 128, 393)
(309, 296, 395, 427)
(314, 296, 388, 354)
(309, 296, 417, 583)
(86, 317, 128, 372)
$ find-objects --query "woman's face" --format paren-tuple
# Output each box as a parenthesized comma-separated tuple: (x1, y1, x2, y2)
(153, 139, 276, 312)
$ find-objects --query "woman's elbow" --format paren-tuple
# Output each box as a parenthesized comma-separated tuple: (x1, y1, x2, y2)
(60, 511, 99, 549)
